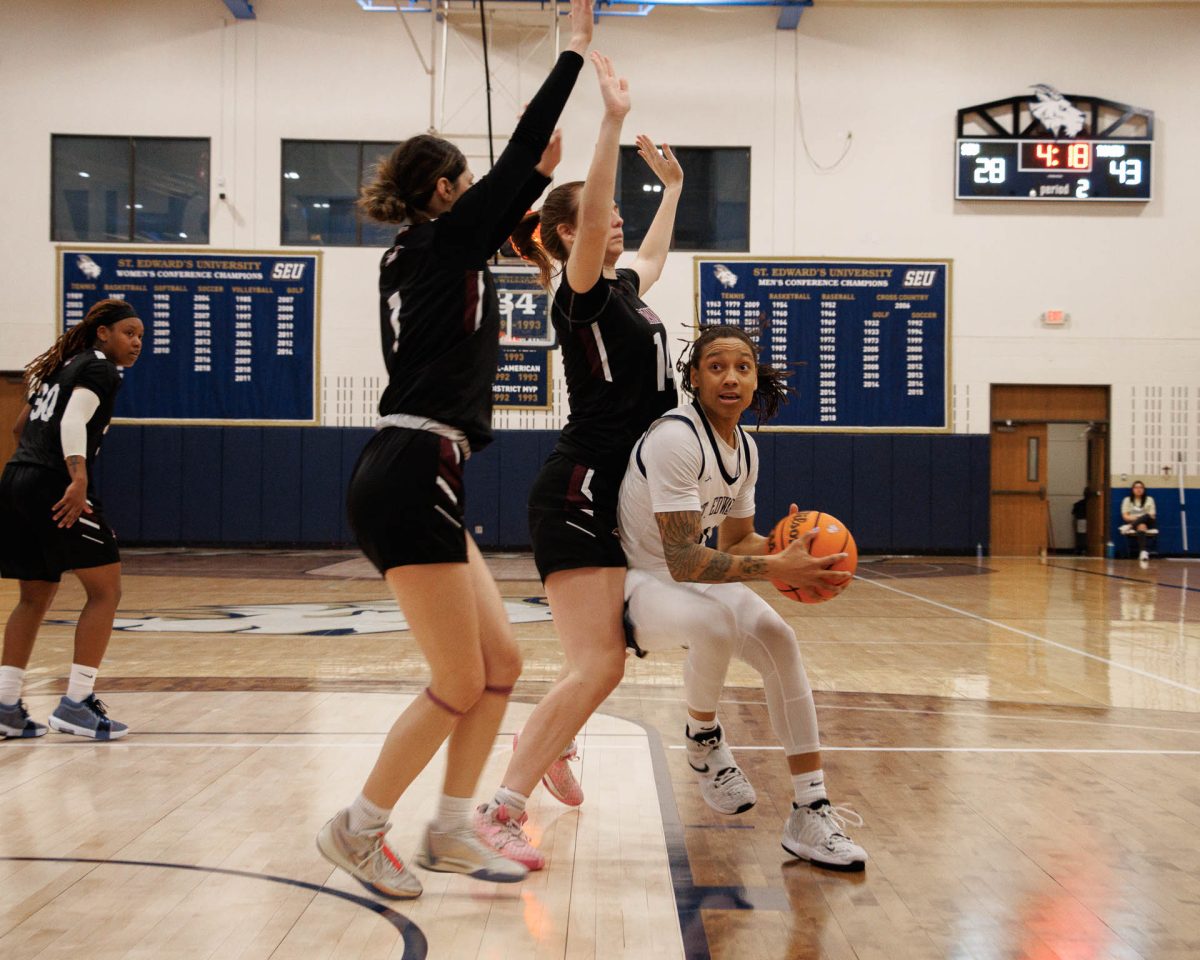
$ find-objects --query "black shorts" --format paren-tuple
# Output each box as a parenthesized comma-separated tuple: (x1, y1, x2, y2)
(528, 452, 626, 581)
(0, 463, 121, 583)
(347, 427, 467, 573)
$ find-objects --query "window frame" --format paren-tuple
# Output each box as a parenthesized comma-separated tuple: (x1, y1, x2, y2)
(50, 133, 211, 244)
(280, 138, 397, 248)
(615, 143, 751, 253)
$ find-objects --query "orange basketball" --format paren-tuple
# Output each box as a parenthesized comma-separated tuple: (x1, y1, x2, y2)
(765, 510, 857, 603)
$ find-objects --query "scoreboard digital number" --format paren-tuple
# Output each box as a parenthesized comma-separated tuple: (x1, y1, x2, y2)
(956, 138, 1152, 201)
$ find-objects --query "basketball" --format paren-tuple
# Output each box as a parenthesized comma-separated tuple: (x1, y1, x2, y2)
(765, 510, 857, 603)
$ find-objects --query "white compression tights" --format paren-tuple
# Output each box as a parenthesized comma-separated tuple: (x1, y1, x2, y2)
(625, 569, 820, 756)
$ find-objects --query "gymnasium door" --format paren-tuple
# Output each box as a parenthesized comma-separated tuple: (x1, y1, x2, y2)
(990, 385, 1110, 557)
(991, 423, 1048, 555)
(0, 372, 27, 468)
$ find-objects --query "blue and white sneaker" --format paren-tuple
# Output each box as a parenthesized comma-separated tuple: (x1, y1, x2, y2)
(48, 694, 128, 740)
(0, 700, 48, 739)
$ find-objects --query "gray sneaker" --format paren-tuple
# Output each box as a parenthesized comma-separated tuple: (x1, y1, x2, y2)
(415, 823, 528, 883)
(781, 799, 868, 872)
(0, 700, 48, 739)
(316, 809, 423, 900)
(48, 695, 128, 740)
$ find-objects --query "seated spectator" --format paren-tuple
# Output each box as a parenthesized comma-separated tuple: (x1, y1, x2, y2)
(1119, 480, 1157, 562)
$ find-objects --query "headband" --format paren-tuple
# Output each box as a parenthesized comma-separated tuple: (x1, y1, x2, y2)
(103, 302, 139, 324)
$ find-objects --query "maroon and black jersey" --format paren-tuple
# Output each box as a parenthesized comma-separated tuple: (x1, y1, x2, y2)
(9, 349, 121, 485)
(552, 267, 677, 474)
(375, 50, 583, 453)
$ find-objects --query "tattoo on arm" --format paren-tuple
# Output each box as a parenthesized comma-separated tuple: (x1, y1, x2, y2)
(65, 455, 87, 482)
(656, 512, 769, 583)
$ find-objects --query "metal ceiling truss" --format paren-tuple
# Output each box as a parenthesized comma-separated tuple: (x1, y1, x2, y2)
(356, 0, 814, 31)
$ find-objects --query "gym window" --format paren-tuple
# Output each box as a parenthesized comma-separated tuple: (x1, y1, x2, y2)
(281, 140, 398, 247)
(51, 135, 211, 244)
(616, 145, 750, 252)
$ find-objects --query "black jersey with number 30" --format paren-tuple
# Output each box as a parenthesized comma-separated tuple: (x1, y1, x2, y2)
(552, 267, 677, 474)
(9, 350, 121, 483)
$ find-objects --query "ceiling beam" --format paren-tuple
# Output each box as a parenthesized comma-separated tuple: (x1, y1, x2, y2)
(222, 0, 256, 19)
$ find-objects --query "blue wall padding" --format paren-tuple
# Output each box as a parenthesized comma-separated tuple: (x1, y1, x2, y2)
(140, 426, 183, 543)
(851, 435, 894, 551)
(221, 428, 263, 542)
(181, 429, 222, 542)
(260, 429, 304, 542)
(92, 425, 994, 552)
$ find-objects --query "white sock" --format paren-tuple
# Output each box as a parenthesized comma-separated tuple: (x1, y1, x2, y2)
(687, 716, 720, 738)
(793, 769, 827, 807)
(347, 792, 391, 834)
(66, 663, 98, 703)
(493, 785, 528, 817)
(434, 794, 475, 833)
(0, 666, 25, 706)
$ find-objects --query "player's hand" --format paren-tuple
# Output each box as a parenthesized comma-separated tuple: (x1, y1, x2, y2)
(535, 129, 564, 177)
(52, 479, 93, 529)
(566, 0, 593, 55)
(636, 135, 682, 189)
(591, 52, 629, 119)
(769, 527, 851, 592)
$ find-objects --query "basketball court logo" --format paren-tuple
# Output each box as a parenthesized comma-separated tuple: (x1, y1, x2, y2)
(50, 599, 553, 636)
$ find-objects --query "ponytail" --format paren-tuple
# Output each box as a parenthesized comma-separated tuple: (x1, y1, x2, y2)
(507, 180, 582, 290)
(358, 135, 466, 225)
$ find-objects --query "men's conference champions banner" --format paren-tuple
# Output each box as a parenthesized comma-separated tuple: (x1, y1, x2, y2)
(695, 257, 950, 430)
(59, 248, 319, 423)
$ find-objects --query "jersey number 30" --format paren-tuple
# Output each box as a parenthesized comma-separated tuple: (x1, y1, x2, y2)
(29, 383, 61, 423)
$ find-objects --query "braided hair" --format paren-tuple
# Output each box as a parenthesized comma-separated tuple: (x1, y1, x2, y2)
(24, 298, 138, 394)
(677, 324, 792, 424)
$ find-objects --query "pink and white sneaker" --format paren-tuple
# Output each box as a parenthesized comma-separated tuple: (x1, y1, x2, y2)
(474, 802, 546, 871)
(514, 733, 584, 807)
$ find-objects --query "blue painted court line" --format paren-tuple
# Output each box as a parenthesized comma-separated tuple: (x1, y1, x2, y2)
(1046, 561, 1200, 593)
(0, 856, 428, 960)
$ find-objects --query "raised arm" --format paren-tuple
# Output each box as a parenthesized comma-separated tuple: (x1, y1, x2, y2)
(442, 0, 591, 257)
(564, 52, 629, 294)
(627, 136, 683, 296)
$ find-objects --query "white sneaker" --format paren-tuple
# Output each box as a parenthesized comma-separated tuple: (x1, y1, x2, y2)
(1139, 550, 1150, 561)
(782, 799, 867, 872)
(685, 723, 756, 814)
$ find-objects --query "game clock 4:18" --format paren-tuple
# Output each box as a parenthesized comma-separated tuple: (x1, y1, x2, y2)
(956, 138, 1152, 202)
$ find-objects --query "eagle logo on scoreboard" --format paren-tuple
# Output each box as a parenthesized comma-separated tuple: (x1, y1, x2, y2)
(1028, 84, 1086, 138)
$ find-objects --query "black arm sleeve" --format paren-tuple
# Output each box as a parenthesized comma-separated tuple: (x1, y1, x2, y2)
(487, 170, 552, 254)
(439, 50, 584, 261)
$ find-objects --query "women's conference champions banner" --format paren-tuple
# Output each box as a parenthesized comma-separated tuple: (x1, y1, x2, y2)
(59, 248, 319, 423)
(695, 257, 950, 431)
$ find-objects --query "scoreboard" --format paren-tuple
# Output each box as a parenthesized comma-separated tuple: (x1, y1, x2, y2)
(956, 138, 1152, 201)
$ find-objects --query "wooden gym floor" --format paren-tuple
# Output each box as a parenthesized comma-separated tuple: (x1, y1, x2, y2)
(1, 551, 1198, 959)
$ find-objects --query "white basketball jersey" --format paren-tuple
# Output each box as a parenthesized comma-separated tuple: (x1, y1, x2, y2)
(618, 403, 758, 575)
